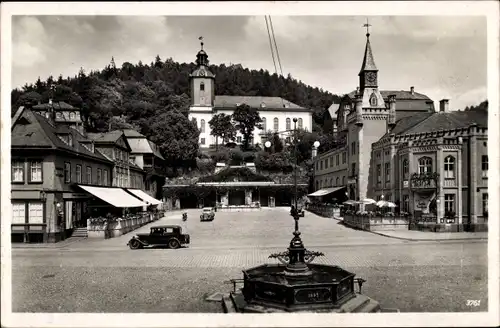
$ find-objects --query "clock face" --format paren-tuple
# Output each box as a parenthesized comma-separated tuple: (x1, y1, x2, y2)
(199, 70, 206, 77)
(366, 72, 376, 83)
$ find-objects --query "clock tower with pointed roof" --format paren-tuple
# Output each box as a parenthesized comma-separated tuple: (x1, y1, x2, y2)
(358, 26, 385, 109)
(189, 38, 215, 107)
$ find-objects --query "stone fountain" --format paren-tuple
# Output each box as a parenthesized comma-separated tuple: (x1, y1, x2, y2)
(222, 206, 382, 313)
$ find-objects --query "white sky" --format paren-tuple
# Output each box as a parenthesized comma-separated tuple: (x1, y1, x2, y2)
(11, 12, 487, 110)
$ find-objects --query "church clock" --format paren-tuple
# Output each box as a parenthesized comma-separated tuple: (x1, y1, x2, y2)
(366, 71, 377, 85)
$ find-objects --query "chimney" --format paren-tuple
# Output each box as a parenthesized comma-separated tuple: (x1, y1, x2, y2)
(410, 86, 415, 95)
(439, 99, 449, 113)
(387, 94, 396, 129)
(355, 94, 363, 126)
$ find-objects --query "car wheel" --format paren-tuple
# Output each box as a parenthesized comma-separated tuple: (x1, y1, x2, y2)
(129, 239, 141, 250)
(168, 239, 180, 249)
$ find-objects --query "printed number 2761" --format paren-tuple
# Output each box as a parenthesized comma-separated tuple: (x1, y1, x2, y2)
(467, 300, 481, 307)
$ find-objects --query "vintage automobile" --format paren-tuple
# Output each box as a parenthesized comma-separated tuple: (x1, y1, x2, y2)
(127, 225, 190, 250)
(200, 207, 215, 222)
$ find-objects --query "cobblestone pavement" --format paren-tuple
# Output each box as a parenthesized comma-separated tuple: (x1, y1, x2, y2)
(10, 208, 488, 313)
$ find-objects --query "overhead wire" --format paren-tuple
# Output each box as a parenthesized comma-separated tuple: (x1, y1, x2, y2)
(265, 15, 287, 110)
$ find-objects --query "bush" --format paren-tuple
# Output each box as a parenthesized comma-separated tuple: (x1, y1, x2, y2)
(211, 150, 230, 163)
(242, 151, 256, 163)
(196, 158, 216, 174)
(229, 149, 244, 165)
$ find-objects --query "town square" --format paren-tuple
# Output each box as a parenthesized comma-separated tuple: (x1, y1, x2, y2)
(3, 5, 498, 326)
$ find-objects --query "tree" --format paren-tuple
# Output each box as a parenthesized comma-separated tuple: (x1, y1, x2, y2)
(208, 113, 236, 150)
(148, 110, 200, 168)
(232, 103, 263, 150)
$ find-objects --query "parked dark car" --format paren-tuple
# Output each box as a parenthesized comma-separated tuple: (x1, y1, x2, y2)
(127, 225, 190, 250)
(200, 207, 215, 222)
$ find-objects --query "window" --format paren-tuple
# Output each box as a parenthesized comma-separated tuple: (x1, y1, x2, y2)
(376, 164, 381, 183)
(369, 93, 377, 106)
(336, 154, 340, 166)
(97, 169, 102, 186)
(103, 170, 108, 186)
(298, 118, 303, 129)
(402, 159, 409, 179)
(201, 138, 206, 145)
(29, 161, 43, 182)
(12, 160, 24, 182)
(200, 119, 205, 133)
(444, 194, 455, 214)
(385, 163, 390, 182)
(482, 193, 488, 215)
(351, 163, 356, 176)
(237, 136, 242, 143)
(64, 162, 71, 183)
(69, 112, 75, 120)
(482, 155, 488, 178)
(12, 203, 26, 224)
(320, 160, 323, 170)
(68, 134, 73, 147)
(418, 157, 432, 174)
(342, 176, 345, 185)
(336, 177, 339, 186)
(274, 117, 279, 131)
(329, 157, 333, 167)
(200, 82, 205, 92)
(28, 202, 43, 224)
(444, 156, 455, 179)
(316, 181, 319, 191)
(76, 165, 82, 184)
(262, 117, 266, 131)
(329, 178, 333, 187)
(286, 118, 291, 131)
(285, 137, 291, 144)
(342, 152, 346, 164)
(351, 142, 356, 155)
(403, 195, 410, 212)
(86, 166, 92, 184)
(316, 162, 319, 171)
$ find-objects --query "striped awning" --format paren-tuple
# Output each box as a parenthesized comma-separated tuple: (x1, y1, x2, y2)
(308, 186, 346, 197)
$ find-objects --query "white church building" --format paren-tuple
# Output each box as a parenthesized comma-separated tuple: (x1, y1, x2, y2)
(187, 42, 313, 148)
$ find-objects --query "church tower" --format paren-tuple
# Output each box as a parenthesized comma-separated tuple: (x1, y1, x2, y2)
(189, 38, 215, 107)
(358, 26, 385, 109)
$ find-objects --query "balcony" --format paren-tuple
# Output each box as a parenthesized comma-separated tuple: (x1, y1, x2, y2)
(410, 172, 439, 190)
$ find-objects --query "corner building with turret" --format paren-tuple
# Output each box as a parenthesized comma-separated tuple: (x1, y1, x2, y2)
(312, 31, 488, 232)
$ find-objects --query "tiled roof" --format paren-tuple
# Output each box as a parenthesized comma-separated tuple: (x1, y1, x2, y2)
(214, 95, 308, 111)
(403, 110, 488, 135)
(347, 90, 431, 101)
(32, 101, 76, 111)
(359, 36, 377, 73)
(190, 66, 215, 78)
(382, 112, 434, 138)
(127, 138, 153, 154)
(148, 140, 165, 160)
(122, 129, 145, 138)
(11, 109, 112, 163)
(87, 130, 124, 143)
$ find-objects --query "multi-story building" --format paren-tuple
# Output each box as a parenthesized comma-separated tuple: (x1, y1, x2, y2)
(87, 131, 146, 188)
(11, 106, 114, 242)
(187, 41, 313, 148)
(312, 30, 488, 231)
(123, 129, 167, 200)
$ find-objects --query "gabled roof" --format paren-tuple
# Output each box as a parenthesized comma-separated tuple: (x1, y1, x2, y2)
(381, 109, 488, 139)
(214, 95, 308, 112)
(32, 101, 76, 111)
(148, 140, 165, 160)
(11, 109, 112, 163)
(123, 134, 165, 160)
(347, 90, 431, 101)
(122, 129, 145, 138)
(87, 130, 124, 143)
(403, 110, 488, 135)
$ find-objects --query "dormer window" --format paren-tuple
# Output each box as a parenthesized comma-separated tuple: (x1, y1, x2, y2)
(370, 93, 378, 107)
(56, 112, 63, 120)
(68, 134, 73, 147)
(69, 112, 76, 120)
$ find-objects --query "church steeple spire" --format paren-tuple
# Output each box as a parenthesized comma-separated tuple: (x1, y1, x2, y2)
(196, 36, 209, 66)
(359, 19, 378, 75)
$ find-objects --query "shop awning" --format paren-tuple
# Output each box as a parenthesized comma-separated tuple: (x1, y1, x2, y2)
(308, 186, 346, 197)
(126, 189, 162, 205)
(78, 185, 148, 208)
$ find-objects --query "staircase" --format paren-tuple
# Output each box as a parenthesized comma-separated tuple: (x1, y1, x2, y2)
(71, 227, 88, 238)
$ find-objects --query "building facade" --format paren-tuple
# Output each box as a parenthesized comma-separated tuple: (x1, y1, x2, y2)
(312, 30, 488, 231)
(187, 42, 313, 148)
(11, 107, 114, 242)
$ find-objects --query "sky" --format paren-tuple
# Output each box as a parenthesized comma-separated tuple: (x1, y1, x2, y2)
(12, 15, 487, 110)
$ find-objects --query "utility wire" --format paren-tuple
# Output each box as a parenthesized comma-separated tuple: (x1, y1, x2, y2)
(268, 16, 284, 77)
(265, 16, 279, 76)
